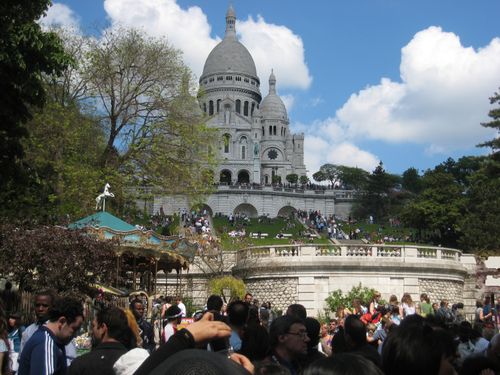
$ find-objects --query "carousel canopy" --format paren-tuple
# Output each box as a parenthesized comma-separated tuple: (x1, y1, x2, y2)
(69, 211, 197, 272)
(69, 211, 136, 231)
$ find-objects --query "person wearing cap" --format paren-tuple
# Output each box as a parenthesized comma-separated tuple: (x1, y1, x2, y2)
(162, 305, 182, 344)
(68, 307, 130, 375)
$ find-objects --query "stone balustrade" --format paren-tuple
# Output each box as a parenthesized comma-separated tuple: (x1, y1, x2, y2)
(216, 184, 356, 199)
(236, 243, 462, 264)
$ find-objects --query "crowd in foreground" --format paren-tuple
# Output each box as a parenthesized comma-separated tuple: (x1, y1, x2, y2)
(2, 288, 500, 375)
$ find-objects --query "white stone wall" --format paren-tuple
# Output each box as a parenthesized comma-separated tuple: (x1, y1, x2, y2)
(153, 187, 353, 218)
(151, 247, 478, 319)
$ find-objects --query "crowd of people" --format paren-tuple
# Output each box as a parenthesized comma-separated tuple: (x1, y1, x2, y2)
(3, 285, 500, 375)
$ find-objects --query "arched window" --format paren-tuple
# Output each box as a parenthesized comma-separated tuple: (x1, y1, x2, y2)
(244, 101, 249, 116)
(209, 100, 214, 115)
(217, 99, 221, 113)
(203, 103, 207, 113)
(223, 134, 231, 153)
(251, 102, 255, 116)
(273, 126, 277, 135)
(240, 136, 247, 160)
(269, 126, 272, 135)
(262, 126, 265, 136)
(236, 100, 241, 114)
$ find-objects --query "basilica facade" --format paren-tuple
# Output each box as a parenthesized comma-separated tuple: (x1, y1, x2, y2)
(198, 6, 306, 185)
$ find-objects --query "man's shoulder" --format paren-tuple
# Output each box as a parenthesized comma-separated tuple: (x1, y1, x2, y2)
(70, 343, 127, 371)
(25, 327, 51, 347)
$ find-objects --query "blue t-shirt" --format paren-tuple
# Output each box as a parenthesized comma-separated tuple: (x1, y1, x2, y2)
(18, 326, 67, 375)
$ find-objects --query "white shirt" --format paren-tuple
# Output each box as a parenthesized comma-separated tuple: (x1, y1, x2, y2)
(177, 302, 186, 317)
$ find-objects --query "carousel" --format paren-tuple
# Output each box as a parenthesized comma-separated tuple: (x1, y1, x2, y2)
(69, 184, 197, 296)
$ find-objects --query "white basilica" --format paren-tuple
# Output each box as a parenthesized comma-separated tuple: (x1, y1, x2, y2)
(198, 6, 306, 185)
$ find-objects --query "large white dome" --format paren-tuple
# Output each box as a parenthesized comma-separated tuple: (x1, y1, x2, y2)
(202, 38, 257, 78)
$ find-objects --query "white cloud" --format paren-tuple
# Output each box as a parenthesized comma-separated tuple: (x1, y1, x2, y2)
(301, 26, 500, 175)
(303, 135, 379, 176)
(39, 3, 80, 29)
(104, 0, 218, 78)
(238, 15, 312, 92)
(335, 27, 500, 152)
(102, 0, 312, 91)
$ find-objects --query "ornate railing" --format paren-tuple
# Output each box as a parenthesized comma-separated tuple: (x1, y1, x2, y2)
(215, 185, 356, 198)
(236, 244, 462, 264)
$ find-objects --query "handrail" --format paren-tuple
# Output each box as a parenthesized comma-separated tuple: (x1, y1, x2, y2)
(236, 243, 462, 263)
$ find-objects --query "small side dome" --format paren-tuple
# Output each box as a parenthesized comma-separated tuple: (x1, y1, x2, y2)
(261, 70, 287, 120)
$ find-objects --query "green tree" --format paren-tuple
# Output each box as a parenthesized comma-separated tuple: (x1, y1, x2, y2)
(459, 167, 500, 252)
(401, 167, 422, 194)
(458, 89, 500, 252)
(18, 98, 108, 220)
(286, 173, 298, 184)
(401, 167, 465, 247)
(83, 27, 187, 167)
(337, 166, 369, 190)
(299, 175, 309, 185)
(354, 162, 399, 222)
(313, 164, 341, 186)
(124, 72, 217, 198)
(478, 87, 500, 156)
(0, 0, 71, 193)
(325, 283, 377, 314)
(208, 276, 246, 303)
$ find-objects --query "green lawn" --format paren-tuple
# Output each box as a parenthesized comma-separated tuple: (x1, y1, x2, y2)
(212, 216, 328, 249)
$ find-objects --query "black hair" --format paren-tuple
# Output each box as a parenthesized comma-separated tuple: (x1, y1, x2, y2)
(227, 300, 249, 328)
(303, 353, 384, 375)
(269, 315, 304, 349)
(344, 315, 366, 349)
(240, 322, 270, 361)
(460, 356, 500, 375)
(304, 317, 321, 348)
(286, 303, 307, 321)
(48, 296, 83, 324)
(35, 289, 57, 305)
(382, 317, 455, 375)
(206, 295, 223, 312)
(95, 306, 132, 344)
(129, 298, 143, 310)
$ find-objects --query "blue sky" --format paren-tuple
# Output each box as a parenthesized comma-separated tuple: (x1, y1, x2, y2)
(42, 0, 500, 175)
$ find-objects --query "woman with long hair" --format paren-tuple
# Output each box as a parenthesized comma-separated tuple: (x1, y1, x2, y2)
(400, 293, 416, 318)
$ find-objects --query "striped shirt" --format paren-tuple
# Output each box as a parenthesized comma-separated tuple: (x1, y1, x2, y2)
(18, 326, 67, 375)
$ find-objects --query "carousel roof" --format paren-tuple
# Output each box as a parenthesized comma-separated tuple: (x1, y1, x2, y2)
(69, 212, 197, 271)
(69, 211, 136, 231)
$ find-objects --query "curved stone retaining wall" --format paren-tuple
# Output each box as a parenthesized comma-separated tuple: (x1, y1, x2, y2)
(234, 244, 470, 316)
(156, 244, 478, 318)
